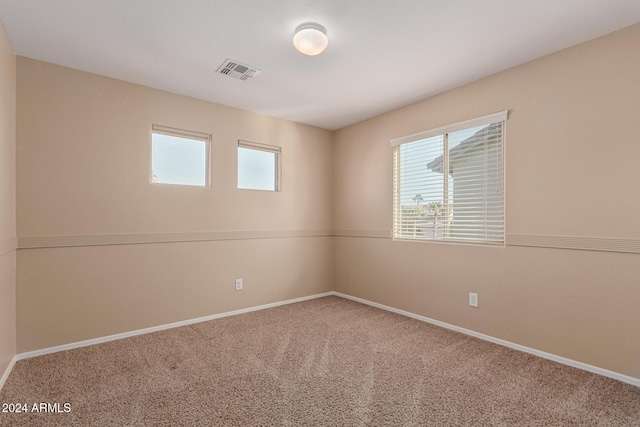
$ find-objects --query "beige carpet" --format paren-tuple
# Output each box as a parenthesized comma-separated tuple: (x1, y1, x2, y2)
(1, 296, 639, 426)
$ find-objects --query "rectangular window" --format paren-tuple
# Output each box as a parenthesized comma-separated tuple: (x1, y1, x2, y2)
(151, 125, 210, 187)
(391, 111, 506, 245)
(237, 140, 281, 191)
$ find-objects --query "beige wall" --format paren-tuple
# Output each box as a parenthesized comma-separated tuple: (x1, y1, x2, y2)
(0, 19, 16, 378)
(16, 58, 334, 352)
(334, 24, 640, 379)
(18, 237, 333, 352)
(17, 59, 334, 236)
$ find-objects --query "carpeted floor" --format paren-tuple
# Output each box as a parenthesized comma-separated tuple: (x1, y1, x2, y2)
(1, 296, 639, 426)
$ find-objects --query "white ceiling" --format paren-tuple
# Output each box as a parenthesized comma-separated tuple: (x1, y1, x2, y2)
(0, 1, 639, 130)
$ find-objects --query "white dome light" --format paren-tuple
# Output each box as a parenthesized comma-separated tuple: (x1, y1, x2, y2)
(293, 23, 328, 56)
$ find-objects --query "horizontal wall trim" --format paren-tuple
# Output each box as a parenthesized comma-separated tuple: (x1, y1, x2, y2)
(17, 292, 334, 361)
(337, 230, 640, 254)
(333, 229, 391, 239)
(0, 355, 17, 391)
(507, 233, 640, 254)
(15, 230, 640, 254)
(334, 292, 640, 388)
(18, 229, 334, 249)
(0, 237, 17, 257)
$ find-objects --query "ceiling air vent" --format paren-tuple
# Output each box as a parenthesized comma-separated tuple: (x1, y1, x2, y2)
(216, 59, 261, 81)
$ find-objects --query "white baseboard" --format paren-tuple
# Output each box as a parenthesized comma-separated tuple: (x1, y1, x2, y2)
(17, 292, 334, 361)
(333, 292, 640, 388)
(13, 290, 640, 389)
(0, 355, 17, 391)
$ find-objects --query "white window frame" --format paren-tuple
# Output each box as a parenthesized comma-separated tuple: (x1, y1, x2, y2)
(390, 111, 507, 245)
(237, 140, 282, 192)
(151, 124, 211, 187)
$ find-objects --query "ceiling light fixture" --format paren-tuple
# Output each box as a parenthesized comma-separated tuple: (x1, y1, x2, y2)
(293, 23, 328, 56)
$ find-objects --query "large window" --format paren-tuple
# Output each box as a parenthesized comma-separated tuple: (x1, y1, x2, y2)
(237, 140, 281, 191)
(391, 111, 506, 244)
(151, 125, 210, 187)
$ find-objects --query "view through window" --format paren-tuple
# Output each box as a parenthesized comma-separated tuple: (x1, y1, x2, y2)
(151, 125, 210, 187)
(392, 112, 506, 244)
(237, 140, 280, 191)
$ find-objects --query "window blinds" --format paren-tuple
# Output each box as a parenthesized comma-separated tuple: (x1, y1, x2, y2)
(391, 111, 506, 244)
(152, 124, 211, 142)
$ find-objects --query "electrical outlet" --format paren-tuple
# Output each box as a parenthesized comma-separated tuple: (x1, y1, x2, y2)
(235, 278, 243, 291)
(469, 292, 478, 308)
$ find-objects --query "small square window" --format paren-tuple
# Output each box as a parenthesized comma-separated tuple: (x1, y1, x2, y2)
(151, 125, 210, 187)
(237, 140, 281, 191)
